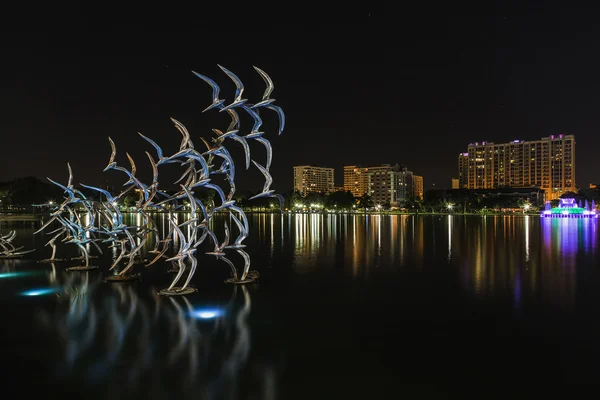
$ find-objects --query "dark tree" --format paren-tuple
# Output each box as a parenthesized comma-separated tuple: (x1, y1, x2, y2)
(357, 194, 373, 210)
(325, 191, 355, 210)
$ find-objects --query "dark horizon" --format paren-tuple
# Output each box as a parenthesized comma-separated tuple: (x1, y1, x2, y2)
(2, 5, 600, 193)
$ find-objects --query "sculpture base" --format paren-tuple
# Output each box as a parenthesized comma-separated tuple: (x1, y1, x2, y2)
(105, 273, 141, 282)
(247, 271, 260, 280)
(66, 265, 99, 272)
(225, 277, 257, 285)
(0, 255, 23, 259)
(71, 256, 99, 260)
(38, 258, 65, 263)
(159, 287, 197, 296)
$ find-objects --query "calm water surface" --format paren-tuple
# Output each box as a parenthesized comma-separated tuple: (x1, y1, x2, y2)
(1, 214, 600, 398)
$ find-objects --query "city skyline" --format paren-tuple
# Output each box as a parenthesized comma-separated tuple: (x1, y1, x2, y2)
(2, 6, 600, 193)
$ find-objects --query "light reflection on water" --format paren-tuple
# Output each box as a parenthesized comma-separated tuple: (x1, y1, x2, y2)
(30, 268, 274, 400)
(3, 213, 600, 394)
(4, 213, 599, 306)
(264, 213, 597, 310)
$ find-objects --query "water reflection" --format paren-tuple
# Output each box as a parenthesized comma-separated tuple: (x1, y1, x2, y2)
(447, 215, 452, 263)
(35, 269, 276, 399)
(5, 214, 600, 393)
(279, 214, 598, 312)
(288, 214, 432, 278)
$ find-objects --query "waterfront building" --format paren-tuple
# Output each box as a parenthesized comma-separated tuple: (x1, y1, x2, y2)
(458, 134, 575, 200)
(293, 165, 335, 195)
(413, 175, 424, 200)
(344, 164, 418, 207)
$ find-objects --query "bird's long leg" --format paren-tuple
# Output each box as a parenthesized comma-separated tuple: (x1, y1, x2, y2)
(219, 255, 238, 280)
(109, 241, 127, 271)
(77, 243, 89, 268)
(238, 249, 251, 281)
(168, 258, 187, 291)
(50, 241, 57, 260)
(181, 253, 197, 290)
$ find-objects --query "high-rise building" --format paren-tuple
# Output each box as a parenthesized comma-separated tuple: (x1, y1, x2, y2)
(344, 164, 416, 206)
(458, 153, 468, 188)
(459, 134, 575, 200)
(343, 165, 369, 198)
(293, 165, 334, 195)
(413, 175, 424, 199)
(369, 165, 413, 206)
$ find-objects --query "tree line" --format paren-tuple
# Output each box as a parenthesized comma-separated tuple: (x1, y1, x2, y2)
(3, 176, 600, 213)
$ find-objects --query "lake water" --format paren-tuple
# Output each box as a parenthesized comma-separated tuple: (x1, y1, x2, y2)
(1, 213, 600, 398)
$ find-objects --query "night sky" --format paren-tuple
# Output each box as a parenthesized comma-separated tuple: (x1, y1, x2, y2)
(2, 5, 600, 194)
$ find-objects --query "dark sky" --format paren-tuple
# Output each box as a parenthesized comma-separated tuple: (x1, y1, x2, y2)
(2, 4, 600, 194)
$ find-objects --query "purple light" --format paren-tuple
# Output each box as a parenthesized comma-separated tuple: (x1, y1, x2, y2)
(560, 198, 576, 207)
(543, 210, 551, 215)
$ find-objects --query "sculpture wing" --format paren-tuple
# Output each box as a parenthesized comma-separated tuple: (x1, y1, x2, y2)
(192, 70, 221, 103)
(218, 64, 245, 101)
(138, 132, 164, 161)
(253, 66, 274, 101)
(267, 105, 285, 135)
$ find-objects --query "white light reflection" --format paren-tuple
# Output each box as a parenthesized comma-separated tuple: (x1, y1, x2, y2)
(310, 214, 319, 250)
(376, 214, 381, 261)
(447, 215, 452, 262)
(352, 215, 358, 278)
(524, 215, 530, 262)
(85, 213, 91, 238)
(191, 308, 224, 320)
(280, 213, 284, 248)
(270, 213, 275, 258)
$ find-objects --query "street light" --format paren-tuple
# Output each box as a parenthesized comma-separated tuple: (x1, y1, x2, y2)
(447, 203, 454, 213)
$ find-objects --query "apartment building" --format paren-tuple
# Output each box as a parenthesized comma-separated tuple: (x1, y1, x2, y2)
(293, 165, 335, 195)
(459, 134, 575, 200)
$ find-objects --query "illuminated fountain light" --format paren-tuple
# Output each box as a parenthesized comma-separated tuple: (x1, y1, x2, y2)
(540, 198, 598, 218)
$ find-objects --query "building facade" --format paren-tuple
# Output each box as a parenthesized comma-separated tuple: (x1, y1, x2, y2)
(413, 175, 424, 200)
(458, 153, 468, 188)
(344, 164, 416, 207)
(459, 134, 575, 200)
(343, 165, 369, 198)
(293, 165, 335, 195)
(451, 178, 459, 189)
